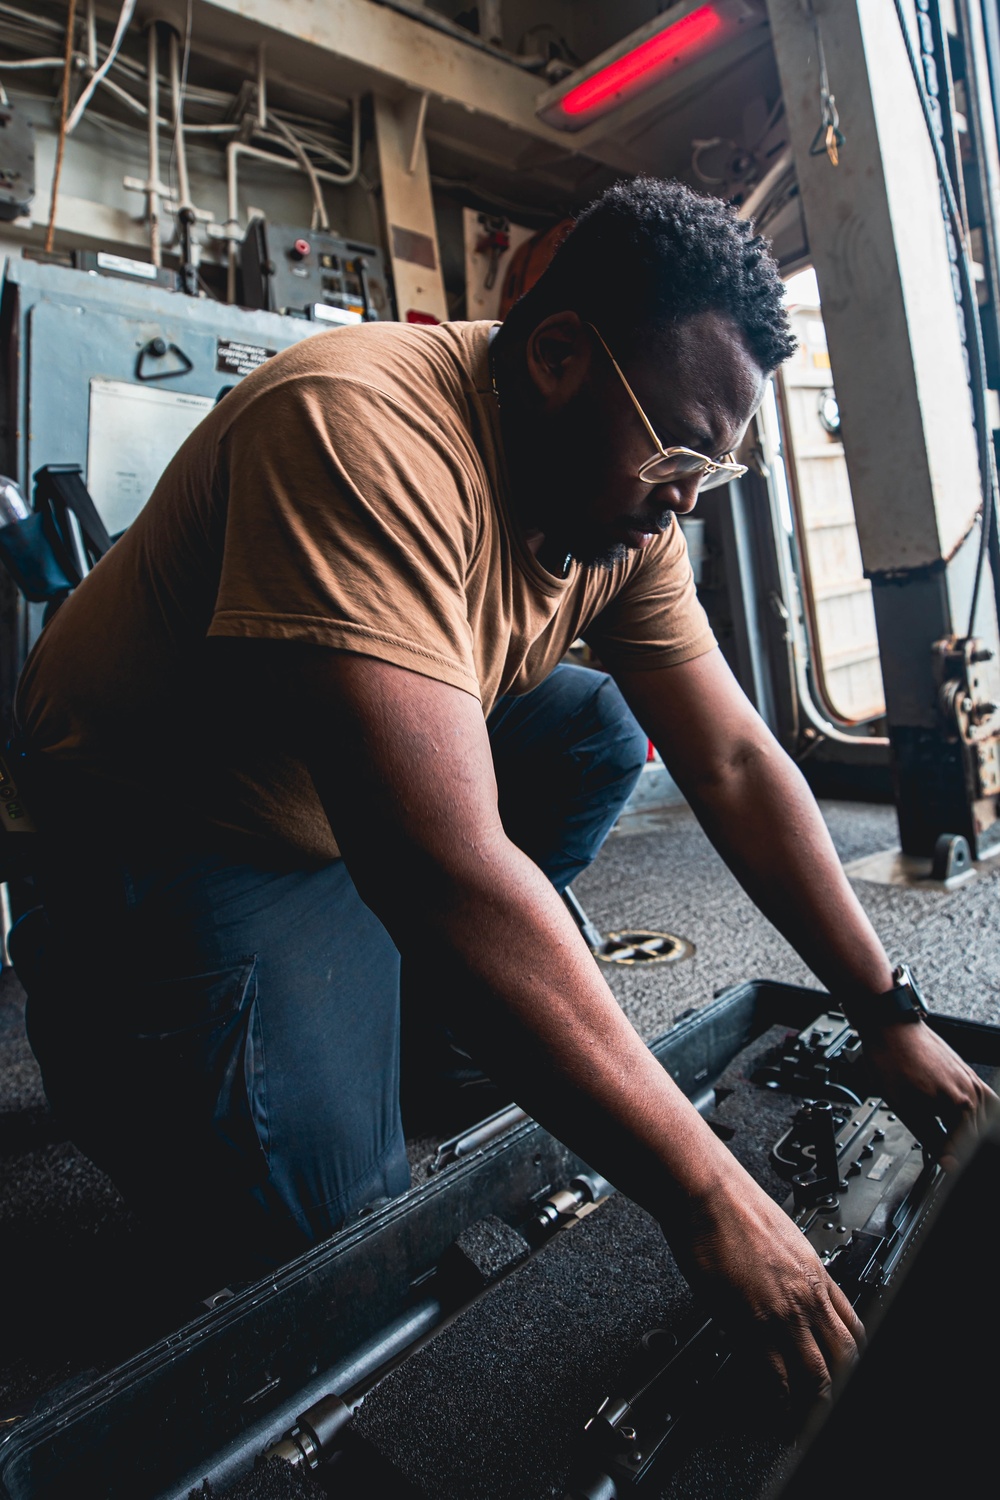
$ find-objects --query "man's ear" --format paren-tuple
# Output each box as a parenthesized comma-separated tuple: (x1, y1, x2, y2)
(524, 313, 591, 410)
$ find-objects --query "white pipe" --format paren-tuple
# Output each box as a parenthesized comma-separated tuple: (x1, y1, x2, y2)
(0, 1, 63, 32)
(266, 113, 328, 230)
(96, 70, 147, 115)
(84, 0, 96, 67)
(0, 57, 65, 69)
(226, 136, 239, 303)
(267, 99, 361, 186)
(167, 24, 192, 213)
(90, 71, 238, 132)
(146, 22, 160, 266)
(232, 139, 360, 188)
(279, 124, 351, 172)
(256, 42, 266, 131)
(225, 144, 280, 302)
(65, 0, 137, 134)
(225, 125, 361, 301)
(407, 91, 429, 175)
(738, 146, 794, 224)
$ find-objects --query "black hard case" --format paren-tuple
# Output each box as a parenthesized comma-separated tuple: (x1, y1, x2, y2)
(1, 979, 998, 1500)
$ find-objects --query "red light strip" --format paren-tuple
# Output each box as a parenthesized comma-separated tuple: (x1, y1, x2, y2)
(560, 6, 725, 118)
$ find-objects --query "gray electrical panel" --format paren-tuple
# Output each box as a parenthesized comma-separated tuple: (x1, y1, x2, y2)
(0, 256, 337, 734)
(0, 102, 34, 222)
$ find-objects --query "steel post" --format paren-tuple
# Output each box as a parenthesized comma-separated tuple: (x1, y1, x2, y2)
(766, 0, 1000, 856)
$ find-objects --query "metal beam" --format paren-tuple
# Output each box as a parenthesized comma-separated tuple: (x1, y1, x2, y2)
(374, 91, 448, 324)
(767, 0, 1000, 857)
(768, 0, 980, 579)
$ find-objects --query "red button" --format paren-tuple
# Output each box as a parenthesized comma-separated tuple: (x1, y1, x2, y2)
(291, 238, 311, 260)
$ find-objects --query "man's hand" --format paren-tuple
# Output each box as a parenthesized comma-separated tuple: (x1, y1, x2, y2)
(673, 1163, 865, 1417)
(857, 1019, 997, 1170)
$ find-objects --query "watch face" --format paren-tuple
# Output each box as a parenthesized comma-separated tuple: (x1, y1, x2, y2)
(892, 964, 926, 1012)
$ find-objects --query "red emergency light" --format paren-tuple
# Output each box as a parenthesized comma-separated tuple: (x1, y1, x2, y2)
(536, 2, 762, 132)
(562, 7, 723, 118)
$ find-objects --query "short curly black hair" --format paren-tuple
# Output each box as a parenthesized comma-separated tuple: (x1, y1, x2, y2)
(502, 176, 796, 373)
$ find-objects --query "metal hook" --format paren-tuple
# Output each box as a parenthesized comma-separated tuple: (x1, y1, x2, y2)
(810, 117, 846, 165)
(804, 4, 845, 165)
(135, 336, 194, 381)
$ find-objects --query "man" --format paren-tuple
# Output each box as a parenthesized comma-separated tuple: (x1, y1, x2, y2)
(12, 177, 994, 1414)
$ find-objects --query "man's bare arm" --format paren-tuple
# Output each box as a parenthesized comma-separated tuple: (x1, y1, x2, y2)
(614, 646, 996, 1165)
(255, 640, 864, 1411)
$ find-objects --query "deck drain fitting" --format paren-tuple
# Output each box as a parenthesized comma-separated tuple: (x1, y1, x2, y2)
(593, 931, 695, 965)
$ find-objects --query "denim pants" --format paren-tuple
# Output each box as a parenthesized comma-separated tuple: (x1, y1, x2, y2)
(17, 664, 648, 1286)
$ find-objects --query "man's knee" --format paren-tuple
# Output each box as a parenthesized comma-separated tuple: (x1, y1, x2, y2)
(582, 671, 650, 787)
(503, 660, 648, 779)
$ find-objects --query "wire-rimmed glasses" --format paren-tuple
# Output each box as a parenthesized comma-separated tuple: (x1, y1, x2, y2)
(586, 323, 748, 491)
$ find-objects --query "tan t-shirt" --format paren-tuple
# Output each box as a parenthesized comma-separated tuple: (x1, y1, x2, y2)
(16, 320, 715, 863)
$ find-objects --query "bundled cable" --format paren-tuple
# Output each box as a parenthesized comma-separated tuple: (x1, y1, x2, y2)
(43, 0, 77, 253)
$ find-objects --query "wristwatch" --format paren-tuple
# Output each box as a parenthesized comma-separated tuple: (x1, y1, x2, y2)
(861, 963, 929, 1026)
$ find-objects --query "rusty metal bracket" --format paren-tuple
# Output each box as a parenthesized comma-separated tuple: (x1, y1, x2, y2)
(932, 635, 1000, 804)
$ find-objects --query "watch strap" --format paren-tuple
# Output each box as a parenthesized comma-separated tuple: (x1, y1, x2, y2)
(859, 963, 929, 1026)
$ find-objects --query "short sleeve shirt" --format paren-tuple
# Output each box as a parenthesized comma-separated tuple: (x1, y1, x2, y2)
(16, 321, 715, 863)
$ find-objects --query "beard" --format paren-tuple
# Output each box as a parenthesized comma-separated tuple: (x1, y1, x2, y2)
(537, 496, 675, 573)
(532, 507, 627, 575)
(505, 389, 673, 571)
(571, 534, 632, 571)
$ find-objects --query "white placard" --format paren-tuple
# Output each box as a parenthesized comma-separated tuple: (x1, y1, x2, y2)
(96, 252, 158, 280)
(86, 378, 214, 537)
(310, 303, 363, 325)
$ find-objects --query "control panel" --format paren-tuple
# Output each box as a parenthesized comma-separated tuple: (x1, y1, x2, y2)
(240, 217, 393, 323)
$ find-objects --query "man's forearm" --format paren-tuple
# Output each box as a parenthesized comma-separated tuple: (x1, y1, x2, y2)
(686, 737, 894, 1012)
(352, 824, 743, 1228)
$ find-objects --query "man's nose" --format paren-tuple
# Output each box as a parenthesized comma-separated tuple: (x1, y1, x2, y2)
(660, 476, 701, 515)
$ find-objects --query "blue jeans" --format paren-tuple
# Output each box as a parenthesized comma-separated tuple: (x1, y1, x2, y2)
(16, 665, 647, 1284)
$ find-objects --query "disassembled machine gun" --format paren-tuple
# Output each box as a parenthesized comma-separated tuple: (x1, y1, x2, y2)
(258, 1012, 949, 1500)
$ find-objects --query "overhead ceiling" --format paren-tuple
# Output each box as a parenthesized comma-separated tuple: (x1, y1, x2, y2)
(174, 0, 794, 222)
(8, 0, 804, 258)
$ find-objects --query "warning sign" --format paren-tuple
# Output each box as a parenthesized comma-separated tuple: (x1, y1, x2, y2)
(216, 339, 276, 376)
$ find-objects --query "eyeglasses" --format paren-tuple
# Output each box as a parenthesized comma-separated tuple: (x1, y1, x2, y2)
(586, 323, 748, 491)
